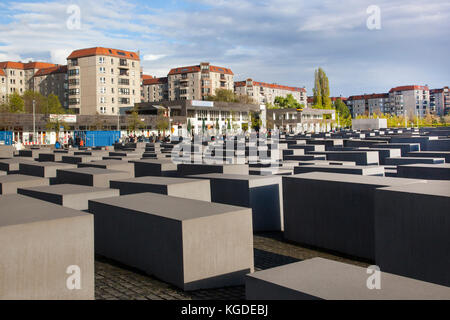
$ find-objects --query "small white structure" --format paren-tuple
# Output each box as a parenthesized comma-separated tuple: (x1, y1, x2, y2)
(352, 119, 387, 131)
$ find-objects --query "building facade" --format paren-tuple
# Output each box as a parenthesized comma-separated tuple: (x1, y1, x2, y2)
(142, 77, 169, 102)
(347, 93, 390, 117)
(33, 65, 68, 109)
(430, 87, 449, 116)
(67, 47, 141, 115)
(388, 85, 430, 118)
(235, 79, 307, 106)
(167, 62, 234, 101)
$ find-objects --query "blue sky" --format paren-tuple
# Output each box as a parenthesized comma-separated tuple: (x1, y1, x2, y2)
(0, 0, 449, 96)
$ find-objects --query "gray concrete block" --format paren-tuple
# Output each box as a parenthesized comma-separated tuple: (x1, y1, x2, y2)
(407, 151, 450, 163)
(370, 143, 420, 156)
(309, 151, 379, 165)
(246, 258, 450, 300)
(0, 194, 94, 299)
(56, 167, 132, 187)
(78, 160, 135, 177)
(397, 163, 450, 180)
(0, 174, 49, 194)
(130, 159, 178, 177)
(19, 162, 77, 178)
(18, 184, 119, 210)
(0, 158, 35, 173)
(188, 173, 283, 231)
(89, 193, 253, 291)
(375, 181, 450, 286)
(385, 157, 445, 165)
(282, 172, 426, 260)
(294, 165, 385, 176)
(359, 147, 401, 165)
(0, 146, 14, 158)
(61, 155, 103, 164)
(110, 176, 211, 201)
(178, 163, 249, 176)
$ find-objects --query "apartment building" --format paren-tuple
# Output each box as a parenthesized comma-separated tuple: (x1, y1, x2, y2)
(167, 62, 234, 101)
(33, 65, 68, 108)
(306, 96, 348, 108)
(347, 93, 390, 117)
(0, 61, 59, 102)
(235, 79, 307, 105)
(142, 77, 168, 102)
(430, 87, 449, 116)
(67, 47, 141, 115)
(388, 85, 430, 118)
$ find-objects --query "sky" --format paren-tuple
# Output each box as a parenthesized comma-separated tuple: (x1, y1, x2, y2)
(0, 0, 448, 97)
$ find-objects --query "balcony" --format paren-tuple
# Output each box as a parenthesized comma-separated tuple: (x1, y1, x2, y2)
(119, 70, 129, 76)
(118, 79, 130, 86)
(119, 59, 128, 67)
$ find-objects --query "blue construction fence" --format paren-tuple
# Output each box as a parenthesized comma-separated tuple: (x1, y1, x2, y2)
(73, 131, 121, 147)
(0, 131, 13, 145)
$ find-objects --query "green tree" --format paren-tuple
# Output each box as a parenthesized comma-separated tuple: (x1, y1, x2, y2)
(155, 108, 169, 135)
(274, 94, 302, 109)
(250, 111, 262, 133)
(334, 98, 352, 128)
(206, 89, 237, 102)
(47, 94, 65, 114)
(23, 90, 48, 114)
(128, 107, 145, 133)
(7, 92, 25, 113)
(313, 68, 332, 109)
(187, 118, 192, 134)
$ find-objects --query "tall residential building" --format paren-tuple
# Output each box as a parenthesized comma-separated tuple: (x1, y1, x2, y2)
(33, 65, 68, 108)
(388, 85, 430, 117)
(347, 93, 390, 117)
(167, 62, 234, 101)
(235, 79, 307, 105)
(0, 61, 57, 103)
(430, 87, 449, 116)
(142, 77, 168, 102)
(67, 47, 141, 115)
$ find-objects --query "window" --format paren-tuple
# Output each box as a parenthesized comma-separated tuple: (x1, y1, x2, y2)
(99, 67, 106, 73)
(100, 97, 106, 103)
(100, 87, 106, 94)
(100, 77, 106, 84)
(69, 69, 79, 76)
(111, 68, 114, 74)
(69, 88, 80, 95)
(99, 57, 105, 64)
(100, 106, 106, 114)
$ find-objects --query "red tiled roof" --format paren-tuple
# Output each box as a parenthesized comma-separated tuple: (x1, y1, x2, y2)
(34, 65, 67, 77)
(0, 61, 57, 70)
(0, 69, 5, 76)
(389, 85, 429, 93)
(143, 77, 168, 85)
(168, 64, 233, 75)
(235, 79, 306, 92)
(67, 47, 140, 61)
(142, 74, 153, 80)
(348, 93, 389, 101)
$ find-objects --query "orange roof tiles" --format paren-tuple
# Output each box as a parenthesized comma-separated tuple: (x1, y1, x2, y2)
(389, 85, 429, 93)
(142, 74, 154, 80)
(0, 61, 57, 70)
(0, 69, 5, 76)
(143, 77, 168, 85)
(168, 64, 234, 75)
(0, 61, 26, 70)
(67, 47, 140, 61)
(34, 65, 68, 77)
(235, 79, 306, 92)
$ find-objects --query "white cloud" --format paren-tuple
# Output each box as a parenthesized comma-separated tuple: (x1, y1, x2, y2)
(143, 54, 166, 61)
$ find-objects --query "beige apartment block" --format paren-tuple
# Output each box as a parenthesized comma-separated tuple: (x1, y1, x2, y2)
(67, 47, 141, 115)
(167, 62, 234, 101)
(142, 77, 168, 102)
(347, 93, 390, 117)
(33, 65, 68, 108)
(234, 79, 307, 106)
(388, 85, 430, 118)
(0, 61, 57, 103)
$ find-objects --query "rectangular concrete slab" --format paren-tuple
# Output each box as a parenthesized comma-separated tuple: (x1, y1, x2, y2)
(56, 167, 133, 187)
(130, 159, 178, 177)
(78, 160, 135, 176)
(246, 258, 450, 300)
(282, 172, 427, 260)
(187, 173, 283, 231)
(0, 158, 35, 173)
(110, 176, 211, 201)
(397, 163, 450, 180)
(294, 165, 385, 176)
(19, 161, 77, 178)
(0, 194, 94, 299)
(177, 163, 249, 176)
(375, 181, 450, 287)
(89, 192, 254, 291)
(0, 174, 49, 194)
(18, 184, 120, 210)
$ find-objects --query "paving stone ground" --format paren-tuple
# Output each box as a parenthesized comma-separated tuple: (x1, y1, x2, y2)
(95, 232, 370, 300)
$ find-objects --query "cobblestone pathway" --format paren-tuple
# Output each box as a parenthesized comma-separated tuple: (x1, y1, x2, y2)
(95, 232, 369, 300)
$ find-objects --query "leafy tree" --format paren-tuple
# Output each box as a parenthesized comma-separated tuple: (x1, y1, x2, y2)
(128, 107, 145, 133)
(47, 94, 65, 114)
(155, 108, 169, 135)
(187, 118, 192, 134)
(207, 89, 236, 102)
(334, 98, 352, 128)
(241, 123, 249, 132)
(313, 68, 332, 109)
(23, 90, 47, 114)
(250, 111, 262, 133)
(273, 94, 302, 109)
(7, 92, 25, 113)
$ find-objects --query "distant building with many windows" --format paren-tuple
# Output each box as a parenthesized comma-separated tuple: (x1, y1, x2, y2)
(235, 79, 306, 106)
